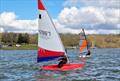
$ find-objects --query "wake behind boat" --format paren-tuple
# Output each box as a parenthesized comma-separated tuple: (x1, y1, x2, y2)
(37, 0, 85, 71)
(79, 55, 91, 58)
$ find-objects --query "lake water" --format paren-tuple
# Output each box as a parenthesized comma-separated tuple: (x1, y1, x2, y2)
(0, 48, 120, 81)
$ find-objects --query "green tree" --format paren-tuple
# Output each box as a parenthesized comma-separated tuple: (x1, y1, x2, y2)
(1, 32, 18, 45)
(1, 32, 8, 43)
(17, 33, 30, 44)
(23, 33, 29, 44)
(29, 34, 38, 44)
(17, 34, 24, 44)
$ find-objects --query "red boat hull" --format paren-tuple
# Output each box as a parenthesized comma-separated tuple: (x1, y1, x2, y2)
(42, 63, 85, 71)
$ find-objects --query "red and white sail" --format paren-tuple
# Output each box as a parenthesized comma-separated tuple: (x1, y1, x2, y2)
(37, 0, 65, 62)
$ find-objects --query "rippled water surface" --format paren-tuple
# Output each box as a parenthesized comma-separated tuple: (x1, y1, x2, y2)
(0, 48, 120, 81)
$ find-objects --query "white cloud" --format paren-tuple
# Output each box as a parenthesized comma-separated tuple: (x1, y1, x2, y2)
(53, 19, 80, 34)
(81, 0, 120, 9)
(0, 12, 16, 25)
(61, 0, 120, 34)
(0, 28, 4, 32)
(0, 12, 38, 33)
(0, 10, 119, 34)
(64, 0, 120, 9)
(57, 6, 120, 33)
(58, 7, 120, 25)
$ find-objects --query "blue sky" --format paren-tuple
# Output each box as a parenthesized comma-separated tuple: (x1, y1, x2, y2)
(0, 0, 119, 34)
(0, 0, 64, 19)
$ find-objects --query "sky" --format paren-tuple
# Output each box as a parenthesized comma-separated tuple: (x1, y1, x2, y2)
(0, 0, 120, 34)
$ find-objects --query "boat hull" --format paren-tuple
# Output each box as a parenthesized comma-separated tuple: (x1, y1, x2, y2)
(41, 63, 85, 71)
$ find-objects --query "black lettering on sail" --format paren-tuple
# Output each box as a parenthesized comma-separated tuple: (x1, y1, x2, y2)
(39, 14, 41, 19)
(39, 30, 51, 39)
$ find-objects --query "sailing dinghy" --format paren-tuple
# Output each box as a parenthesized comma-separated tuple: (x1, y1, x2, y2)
(79, 29, 91, 58)
(37, 0, 85, 71)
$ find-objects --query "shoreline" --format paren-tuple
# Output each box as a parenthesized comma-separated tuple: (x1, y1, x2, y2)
(0, 44, 120, 50)
(0, 44, 37, 50)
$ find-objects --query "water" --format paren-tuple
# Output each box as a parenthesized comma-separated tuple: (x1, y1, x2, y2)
(0, 48, 120, 81)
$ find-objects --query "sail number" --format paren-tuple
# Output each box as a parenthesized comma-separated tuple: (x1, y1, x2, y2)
(39, 30, 51, 39)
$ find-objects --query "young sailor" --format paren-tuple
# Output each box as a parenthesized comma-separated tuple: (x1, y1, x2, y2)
(58, 48, 68, 68)
(86, 50, 91, 56)
(58, 55, 68, 68)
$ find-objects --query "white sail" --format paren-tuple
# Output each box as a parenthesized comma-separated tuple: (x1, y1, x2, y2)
(37, 0, 67, 62)
(38, 1, 65, 52)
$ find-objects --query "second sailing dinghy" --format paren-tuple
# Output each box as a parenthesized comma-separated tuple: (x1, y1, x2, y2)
(79, 29, 91, 58)
(37, 0, 85, 71)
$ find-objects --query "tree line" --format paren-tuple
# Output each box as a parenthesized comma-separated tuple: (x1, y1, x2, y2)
(1, 33, 37, 45)
(0, 33, 82, 46)
(0, 32, 120, 48)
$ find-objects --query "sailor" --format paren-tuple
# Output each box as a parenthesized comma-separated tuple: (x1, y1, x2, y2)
(58, 49, 68, 68)
(58, 55, 68, 68)
(86, 50, 91, 56)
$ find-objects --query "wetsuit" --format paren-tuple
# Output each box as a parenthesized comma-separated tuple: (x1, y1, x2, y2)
(86, 50, 91, 56)
(58, 56, 67, 68)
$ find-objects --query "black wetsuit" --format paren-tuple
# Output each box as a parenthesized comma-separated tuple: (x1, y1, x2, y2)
(58, 57, 67, 68)
(86, 50, 91, 56)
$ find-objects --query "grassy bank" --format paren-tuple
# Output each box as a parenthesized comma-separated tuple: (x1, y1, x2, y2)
(88, 34, 120, 48)
(0, 44, 37, 50)
(61, 34, 120, 48)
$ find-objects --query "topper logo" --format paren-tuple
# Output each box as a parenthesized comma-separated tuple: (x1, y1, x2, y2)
(39, 30, 51, 39)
